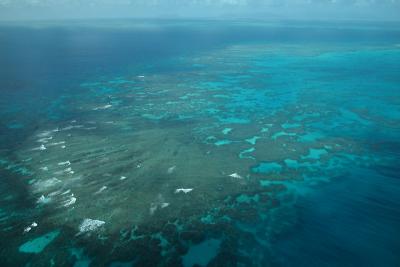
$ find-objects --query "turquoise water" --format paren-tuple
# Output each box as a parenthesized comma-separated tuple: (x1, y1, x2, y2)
(0, 20, 400, 266)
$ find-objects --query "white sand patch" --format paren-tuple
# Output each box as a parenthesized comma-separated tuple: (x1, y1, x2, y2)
(63, 195, 77, 207)
(95, 186, 107, 194)
(37, 131, 52, 138)
(62, 125, 84, 131)
(79, 219, 105, 233)
(160, 203, 170, 208)
(48, 141, 66, 146)
(150, 203, 158, 215)
(54, 167, 74, 175)
(48, 190, 62, 197)
(228, 173, 243, 179)
(32, 144, 46, 151)
(37, 195, 51, 204)
(34, 178, 61, 191)
(167, 165, 176, 174)
(150, 195, 170, 215)
(61, 189, 71, 195)
(23, 222, 38, 233)
(37, 136, 53, 143)
(93, 105, 112, 111)
(175, 188, 193, 194)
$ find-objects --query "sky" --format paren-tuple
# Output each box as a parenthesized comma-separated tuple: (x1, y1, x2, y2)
(0, 0, 399, 21)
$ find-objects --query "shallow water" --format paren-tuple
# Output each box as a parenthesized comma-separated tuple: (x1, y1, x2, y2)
(0, 19, 400, 266)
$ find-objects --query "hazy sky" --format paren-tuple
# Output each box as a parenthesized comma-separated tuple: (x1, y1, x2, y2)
(0, 0, 399, 21)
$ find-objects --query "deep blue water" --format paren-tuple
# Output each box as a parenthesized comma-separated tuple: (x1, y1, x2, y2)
(275, 167, 400, 266)
(0, 19, 399, 266)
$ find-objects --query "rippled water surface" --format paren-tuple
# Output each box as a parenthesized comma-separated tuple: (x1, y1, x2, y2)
(0, 20, 400, 266)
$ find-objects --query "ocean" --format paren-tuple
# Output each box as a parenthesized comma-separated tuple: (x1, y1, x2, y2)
(0, 19, 399, 266)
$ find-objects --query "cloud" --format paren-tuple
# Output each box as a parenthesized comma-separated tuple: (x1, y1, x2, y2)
(0, 0, 399, 21)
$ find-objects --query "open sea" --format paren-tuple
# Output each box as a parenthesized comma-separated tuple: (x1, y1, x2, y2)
(0, 19, 399, 266)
